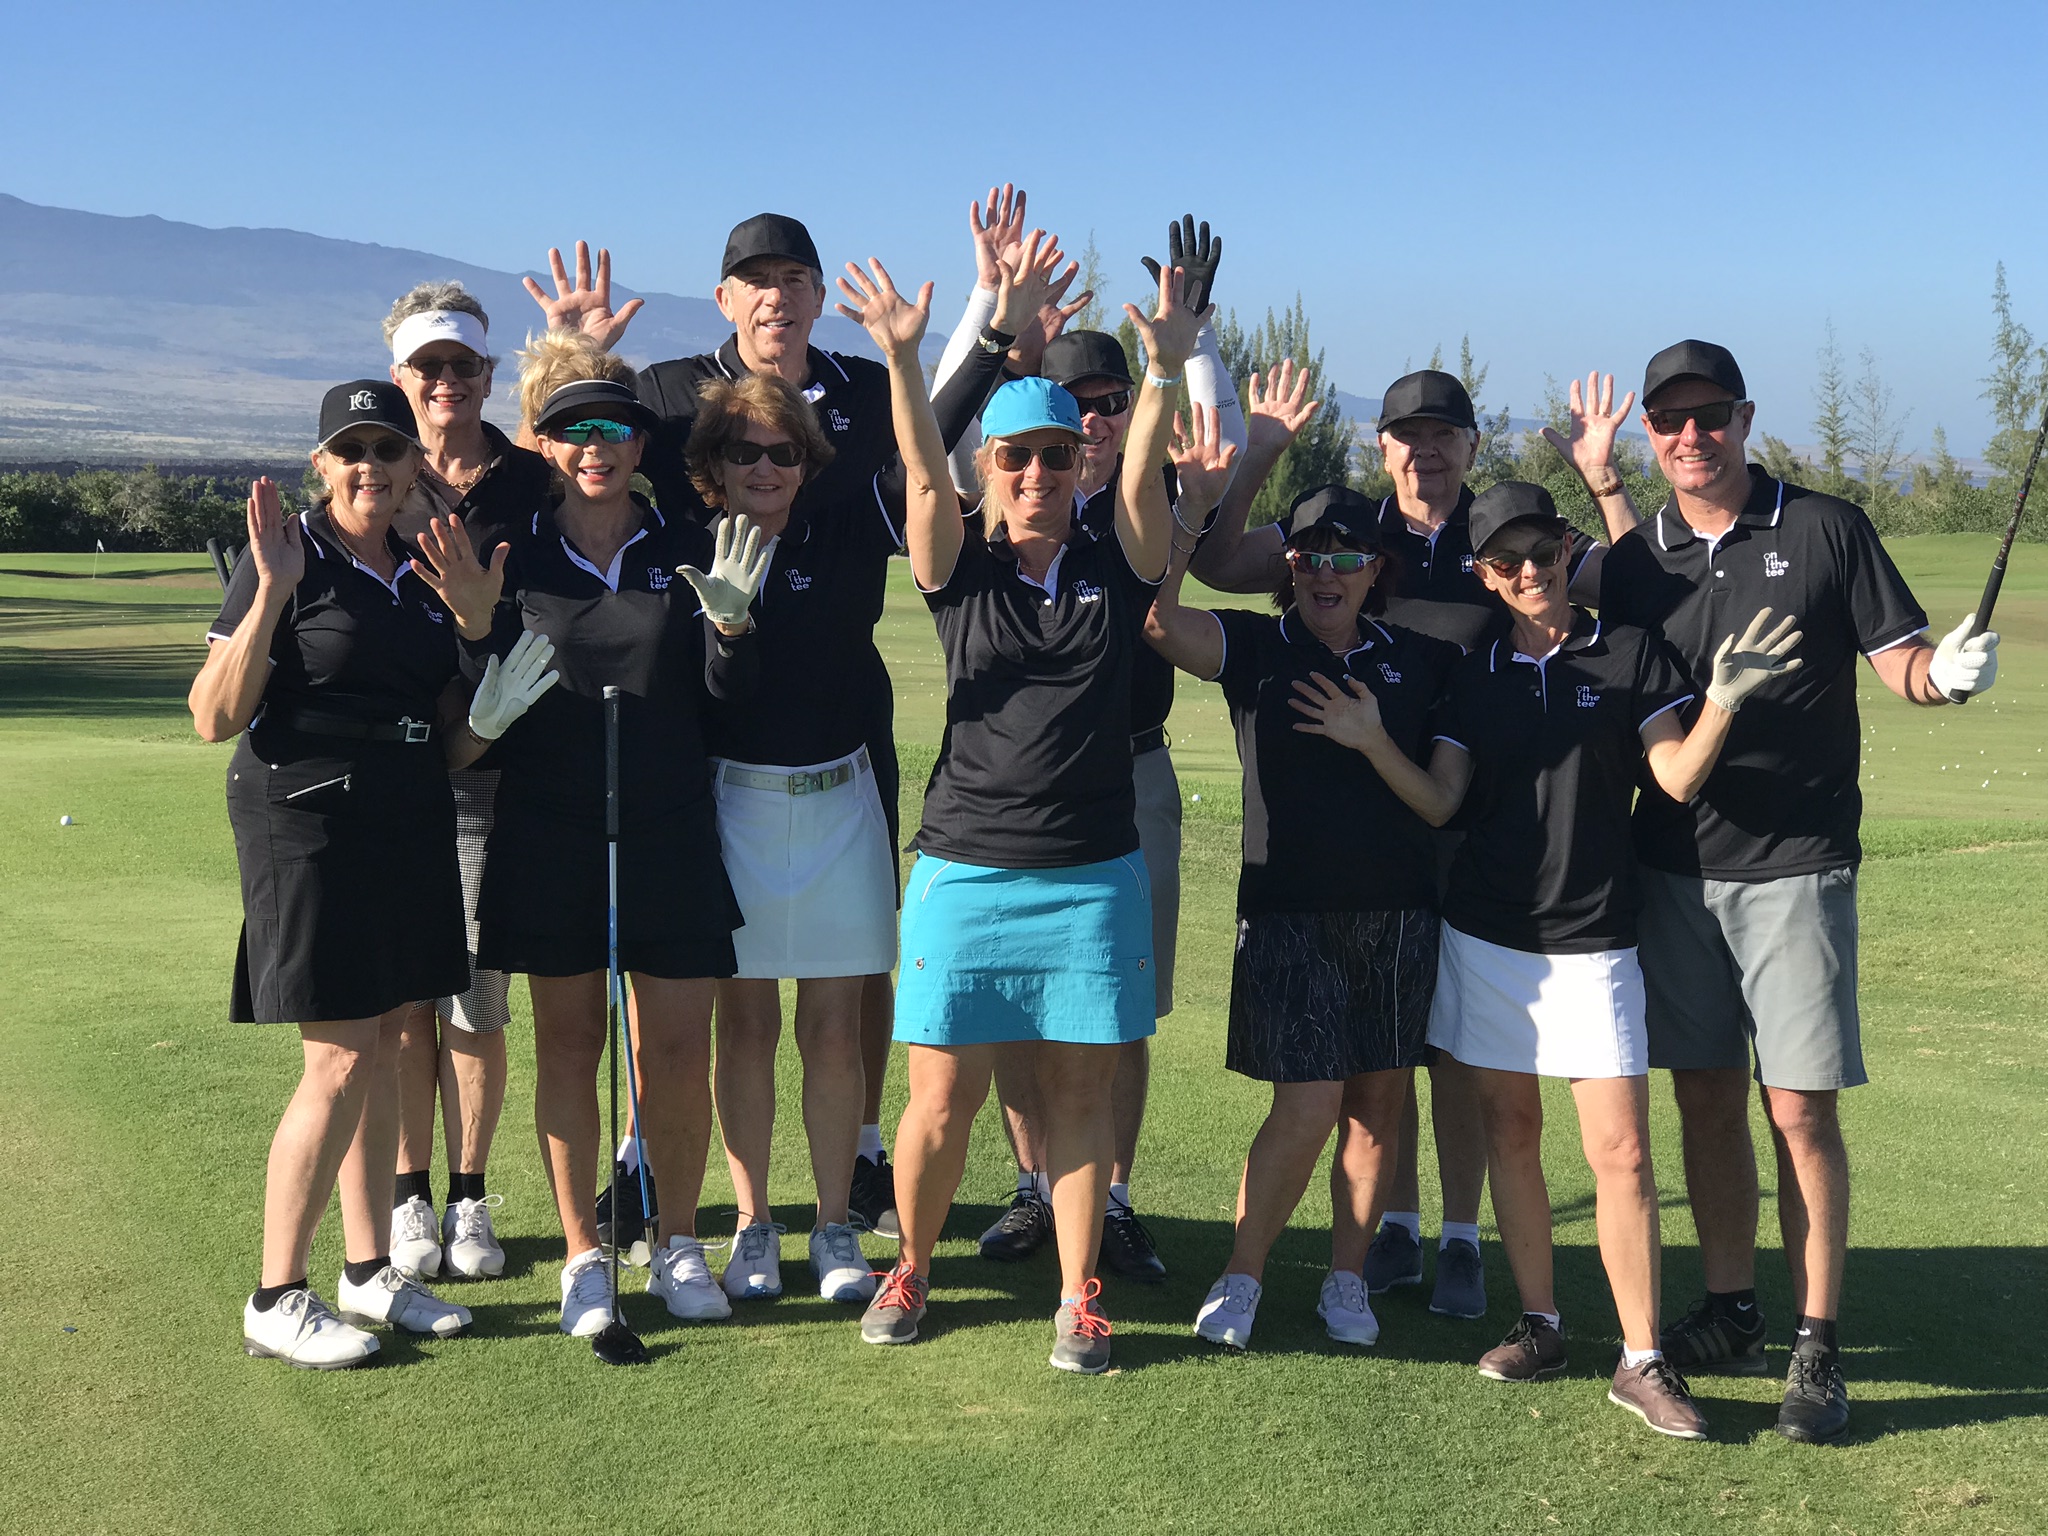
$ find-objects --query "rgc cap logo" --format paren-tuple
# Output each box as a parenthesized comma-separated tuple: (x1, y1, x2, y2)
(348, 389, 379, 413)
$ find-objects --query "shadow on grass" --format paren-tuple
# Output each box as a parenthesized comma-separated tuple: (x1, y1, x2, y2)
(0, 643, 202, 715)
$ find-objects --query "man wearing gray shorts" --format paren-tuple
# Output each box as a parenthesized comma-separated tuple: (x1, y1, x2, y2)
(1600, 340, 2002, 1444)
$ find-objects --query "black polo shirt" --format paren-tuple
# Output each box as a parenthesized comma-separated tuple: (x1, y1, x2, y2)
(210, 505, 457, 724)
(1077, 462, 1184, 738)
(703, 490, 904, 767)
(423, 421, 552, 551)
(915, 517, 1161, 868)
(1434, 610, 1694, 953)
(1599, 467, 1927, 880)
(1213, 609, 1458, 914)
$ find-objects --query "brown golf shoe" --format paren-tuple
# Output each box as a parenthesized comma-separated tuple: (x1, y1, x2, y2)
(1608, 1357, 1709, 1440)
(1477, 1314, 1568, 1382)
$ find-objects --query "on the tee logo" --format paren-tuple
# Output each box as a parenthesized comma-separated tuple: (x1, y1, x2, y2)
(786, 569, 812, 591)
(1764, 552, 1791, 578)
(647, 568, 671, 591)
(1073, 581, 1103, 604)
(1378, 662, 1403, 684)
(1576, 685, 1601, 708)
(827, 407, 851, 432)
(348, 389, 378, 412)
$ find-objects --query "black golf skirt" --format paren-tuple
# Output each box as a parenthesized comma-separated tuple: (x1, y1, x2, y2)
(1227, 907, 1440, 1082)
(227, 734, 469, 1024)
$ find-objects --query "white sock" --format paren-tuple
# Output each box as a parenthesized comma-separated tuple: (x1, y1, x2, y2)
(1032, 1170, 1053, 1203)
(1440, 1221, 1480, 1250)
(1529, 1309, 1562, 1330)
(1380, 1211, 1421, 1239)
(857, 1124, 885, 1161)
(1015, 1168, 1035, 1196)
(1622, 1346, 1663, 1369)
(615, 1137, 641, 1171)
(1107, 1182, 1131, 1213)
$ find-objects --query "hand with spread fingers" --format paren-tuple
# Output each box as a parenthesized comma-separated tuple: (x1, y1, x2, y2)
(409, 513, 507, 639)
(1288, 671, 1387, 753)
(1141, 214, 1223, 319)
(523, 240, 644, 351)
(469, 629, 561, 742)
(245, 476, 304, 594)
(969, 183, 1031, 292)
(1126, 264, 1206, 382)
(1705, 607, 1804, 712)
(989, 229, 1063, 340)
(1246, 360, 1321, 454)
(1539, 372, 1636, 490)
(1929, 616, 2000, 699)
(1169, 403, 1240, 522)
(678, 512, 774, 634)
(835, 257, 934, 363)
(1013, 259, 1093, 377)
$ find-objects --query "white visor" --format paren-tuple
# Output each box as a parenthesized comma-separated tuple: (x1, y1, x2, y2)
(391, 309, 490, 365)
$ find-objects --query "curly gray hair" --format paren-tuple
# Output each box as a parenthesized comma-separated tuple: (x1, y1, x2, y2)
(381, 281, 495, 360)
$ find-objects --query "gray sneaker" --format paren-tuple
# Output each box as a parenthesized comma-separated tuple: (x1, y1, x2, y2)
(1362, 1222, 1423, 1294)
(1428, 1238, 1487, 1318)
(860, 1261, 928, 1346)
(1049, 1280, 1113, 1374)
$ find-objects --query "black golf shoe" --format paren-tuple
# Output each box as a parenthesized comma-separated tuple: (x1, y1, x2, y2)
(848, 1150, 901, 1241)
(979, 1188, 1053, 1261)
(1098, 1198, 1166, 1283)
(1776, 1349, 1850, 1443)
(595, 1160, 657, 1262)
(1659, 1295, 1769, 1376)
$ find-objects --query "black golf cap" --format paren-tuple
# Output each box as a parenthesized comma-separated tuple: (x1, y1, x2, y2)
(1043, 331, 1134, 389)
(721, 213, 822, 279)
(1468, 481, 1567, 555)
(318, 379, 418, 448)
(1377, 369, 1477, 432)
(1284, 484, 1384, 547)
(1642, 339, 1746, 406)
(533, 378, 660, 434)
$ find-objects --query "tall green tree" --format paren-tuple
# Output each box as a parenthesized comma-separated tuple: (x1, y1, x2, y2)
(1811, 320, 1853, 497)
(1213, 297, 1355, 526)
(1981, 262, 2048, 484)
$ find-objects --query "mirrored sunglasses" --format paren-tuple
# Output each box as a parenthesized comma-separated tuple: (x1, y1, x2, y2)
(554, 419, 638, 445)
(1284, 549, 1379, 573)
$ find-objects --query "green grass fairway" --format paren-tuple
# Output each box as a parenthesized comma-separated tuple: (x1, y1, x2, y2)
(2, 541, 2044, 1535)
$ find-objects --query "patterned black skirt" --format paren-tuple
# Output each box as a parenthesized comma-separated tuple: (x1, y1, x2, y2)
(1227, 908, 1440, 1083)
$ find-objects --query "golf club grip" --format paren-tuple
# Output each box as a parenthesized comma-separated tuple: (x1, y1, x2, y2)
(603, 686, 620, 840)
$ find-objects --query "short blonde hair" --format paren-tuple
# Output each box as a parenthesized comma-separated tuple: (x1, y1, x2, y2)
(517, 330, 636, 434)
(685, 373, 835, 505)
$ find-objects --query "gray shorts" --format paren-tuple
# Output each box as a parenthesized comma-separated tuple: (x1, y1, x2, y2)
(1637, 864, 1864, 1090)
(435, 771, 512, 1035)
(1133, 745, 1182, 1019)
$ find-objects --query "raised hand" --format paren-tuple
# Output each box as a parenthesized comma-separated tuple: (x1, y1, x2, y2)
(1126, 264, 1206, 381)
(1539, 371, 1636, 486)
(968, 183, 1030, 291)
(468, 630, 560, 742)
(522, 240, 644, 350)
(1705, 607, 1803, 712)
(834, 259, 933, 362)
(1141, 214, 1223, 319)
(409, 513, 507, 638)
(245, 477, 303, 593)
(1289, 672, 1387, 752)
(678, 512, 775, 632)
(1246, 360, 1321, 453)
(1169, 403, 1240, 516)
(990, 229, 1062, 338)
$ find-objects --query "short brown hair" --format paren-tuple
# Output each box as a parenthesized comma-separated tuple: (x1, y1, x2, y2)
(516, 330, 636, 435)
(1275, 519, 1397, 615)
(685, 373, 834, 505)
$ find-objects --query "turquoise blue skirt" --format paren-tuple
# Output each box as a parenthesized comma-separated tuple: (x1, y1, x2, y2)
(895, 853, 1157, 1046)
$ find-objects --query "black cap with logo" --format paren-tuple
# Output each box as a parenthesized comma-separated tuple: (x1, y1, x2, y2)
(1282, 484, 1384, 547)
(1377, 369, 1477, 432)
(1468, 481, 1568, 555)
(1043, 331, 1134, 389)
(721, 213, 822, 279)
(1642, 340, 1746, 406)
(317, 379, 418, 449)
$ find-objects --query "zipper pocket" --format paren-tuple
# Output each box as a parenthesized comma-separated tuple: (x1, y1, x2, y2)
(282, 773, 352, 801)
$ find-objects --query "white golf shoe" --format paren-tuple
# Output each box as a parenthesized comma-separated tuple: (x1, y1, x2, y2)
(722, 1222, 784, 1300)
(337, 1264, 471, 1337)
(243, 1287, 379, 1370)
(650, 1235, 733, 1320)
(1194, 1273, 1262, 1350)
(810, 1222, 876, 1303)
(442, 1195, 506, 1279)
(560, 1248, 614, 1338)
(390, 1195, 442, 1280)
(1318, 1269, 1381, 1346)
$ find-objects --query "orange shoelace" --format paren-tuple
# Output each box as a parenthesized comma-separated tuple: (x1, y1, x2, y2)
(1065, 1277, 1112, 1338)
(873, 1263, 928, 1310)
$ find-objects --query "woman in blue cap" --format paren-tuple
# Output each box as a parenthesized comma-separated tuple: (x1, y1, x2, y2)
(834, 249, 1201, 1373)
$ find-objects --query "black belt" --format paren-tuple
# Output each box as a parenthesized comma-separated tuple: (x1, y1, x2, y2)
(1130, 726, 1167, 756)
(271, 707, 435, 743)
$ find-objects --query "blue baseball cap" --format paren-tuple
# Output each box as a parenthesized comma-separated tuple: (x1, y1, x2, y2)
(982, 377, 1083, 440)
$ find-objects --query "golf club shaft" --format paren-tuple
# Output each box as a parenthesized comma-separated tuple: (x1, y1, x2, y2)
(1946, 398, 2048, 702)
(603, 685, 623, 1321)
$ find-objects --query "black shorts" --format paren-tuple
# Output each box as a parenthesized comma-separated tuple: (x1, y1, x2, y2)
(1227, 908, 1440, 1083)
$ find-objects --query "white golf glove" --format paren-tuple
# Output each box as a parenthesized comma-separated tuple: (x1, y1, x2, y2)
(1706, 607, 1803, 713)
(469, 629, 560, 741)
(1928, 616, 1999, 700)
(677, 513, 773, 630)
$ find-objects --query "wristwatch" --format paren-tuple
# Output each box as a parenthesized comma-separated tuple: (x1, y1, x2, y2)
(977, 324, 1017, 356)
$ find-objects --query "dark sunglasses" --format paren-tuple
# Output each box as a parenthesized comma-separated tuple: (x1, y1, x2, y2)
(1285, 549, 1379, 574)
(1645, 399, 1745, 436)
(722, 440, 805, 468)
(553, 419, 638, 445)
(992, 442, 1079, 472)
(1070, 389, 1133, 418)
(324, 435, 414, 464)
(403, 355, 489, 380)
(1475, 539, 1566, 576)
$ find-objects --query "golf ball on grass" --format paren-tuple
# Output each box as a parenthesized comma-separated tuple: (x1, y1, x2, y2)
(59, 815, 72, 827)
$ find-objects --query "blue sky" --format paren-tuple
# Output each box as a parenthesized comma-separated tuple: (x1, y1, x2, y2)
(8, 1, 2045, 454)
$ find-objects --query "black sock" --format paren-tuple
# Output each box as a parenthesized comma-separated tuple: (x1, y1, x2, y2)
(447, 1170, 486, 1205)
(252, 1278, 307, 1312)
(343, 1256, 390, 1287)
(1709, 1287, 1759, 1319)
(1794, 1316, 1838, 1357)
(395, 1169, 432, 1207)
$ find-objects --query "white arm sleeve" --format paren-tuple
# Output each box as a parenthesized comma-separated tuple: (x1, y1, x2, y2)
(1185, 320, 1246, 488)
(932, 285, 999, 398)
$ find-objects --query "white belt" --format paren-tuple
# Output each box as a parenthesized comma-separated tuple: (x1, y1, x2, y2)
(717, 746, 869, 796)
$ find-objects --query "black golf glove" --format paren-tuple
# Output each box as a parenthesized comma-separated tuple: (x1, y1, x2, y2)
(1140, 214, 1222, 318)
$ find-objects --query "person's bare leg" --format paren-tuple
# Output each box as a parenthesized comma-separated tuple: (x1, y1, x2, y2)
(1110, 1037, 1148, 1188)
(792, 975, 867, 1226)
(1571, 1075, 1660, 1352)
(393, 1001, 439, 1183)
(336, 1007, 409, 1263)
(1223, 1081, 1343, 1281)
(440, 1021, 507, 1178)
(1471, 1067, 1555, 1316)
(1038, 1042, 1119, 1298)
(858, 972, 893, 1130)
(1386, 1078, 1422, 1219)
(993, 1041, 1048, 1181)
(1761, 1086, 1848, 1321)
(894, 1044, 996, 1274)
(1429, 1054, 1489, 1226)
(260, 1017, 383, 1287)
(713, 977, 783, 1228)
(1331, 1070, 1413, 1274)
(1671, 1066, 1759, 1293)
(529, 972, 606, 1257)
(631, 975, 717, 1245)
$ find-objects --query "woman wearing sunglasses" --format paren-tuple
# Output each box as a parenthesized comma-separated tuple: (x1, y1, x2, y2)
(1143, 435, 1463, 1351)
(1313, 480, 1801, 1438)
(834, 255, 1198, 1374)
(439, 331, 773, 1342)
(193, 380, 560, 1367)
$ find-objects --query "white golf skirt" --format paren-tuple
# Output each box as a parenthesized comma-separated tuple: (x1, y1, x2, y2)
(711, 746, 900, 979)
(1426, 923, 1647, 1079)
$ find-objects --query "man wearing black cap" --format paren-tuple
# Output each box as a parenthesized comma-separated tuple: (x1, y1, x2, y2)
(1598, 339, 2002, 1444)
